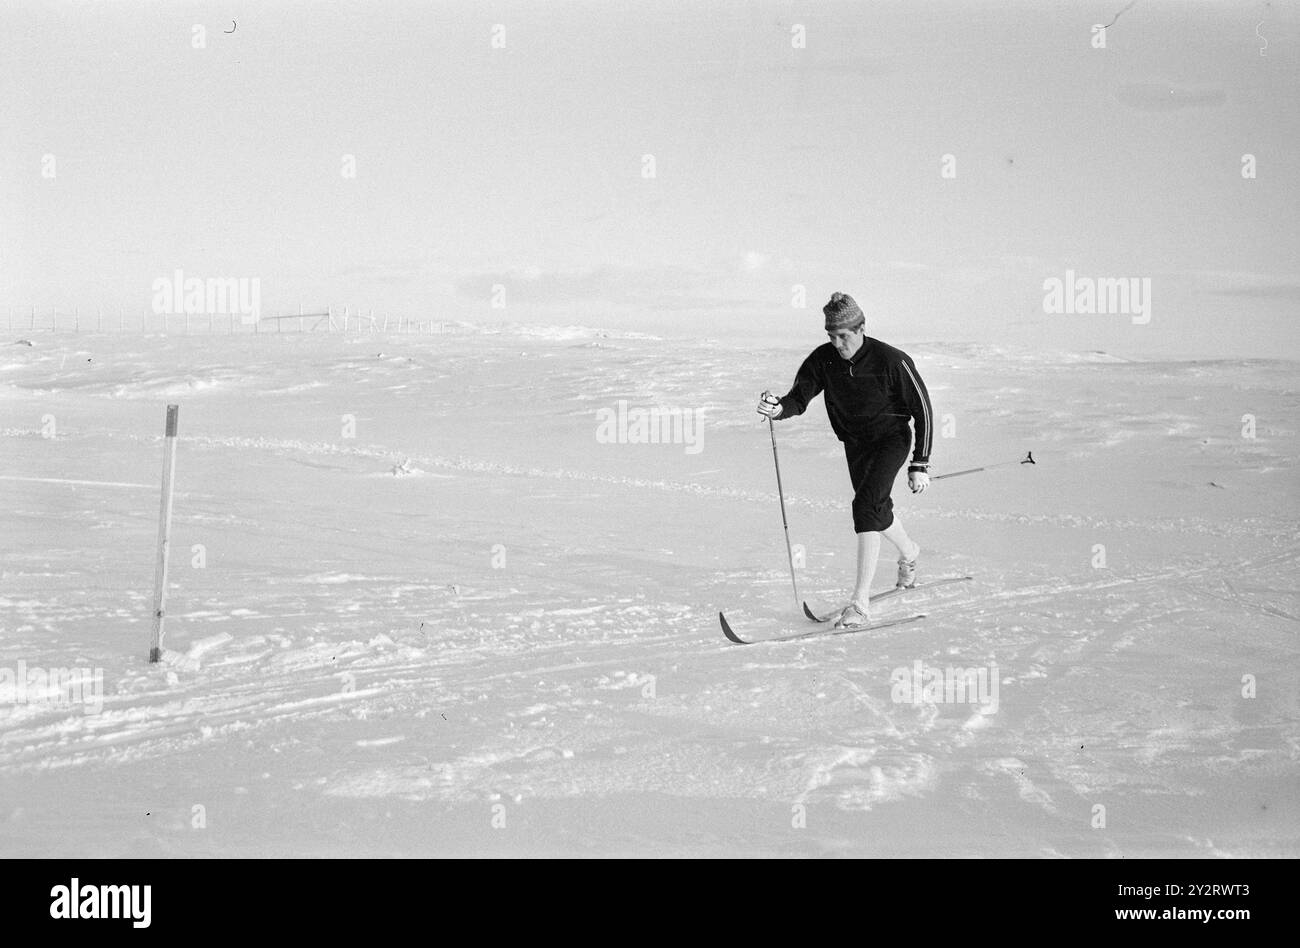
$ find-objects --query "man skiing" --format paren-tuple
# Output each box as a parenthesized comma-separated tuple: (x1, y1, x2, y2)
(757, 292, 932, 630)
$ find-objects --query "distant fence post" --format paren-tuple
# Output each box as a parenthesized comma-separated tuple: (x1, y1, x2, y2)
(149, 404, 180, 663)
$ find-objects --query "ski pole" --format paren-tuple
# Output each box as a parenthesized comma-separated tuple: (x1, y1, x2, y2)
(933, 451, 1035, 481)
(766, 416, 801, 611)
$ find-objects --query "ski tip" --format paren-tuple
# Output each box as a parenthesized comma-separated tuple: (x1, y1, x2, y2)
(801, 601, 819, 621)
(718, 611, 746, 645)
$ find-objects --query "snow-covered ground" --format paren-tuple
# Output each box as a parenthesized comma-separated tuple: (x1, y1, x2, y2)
(1, 326, 1296, 856)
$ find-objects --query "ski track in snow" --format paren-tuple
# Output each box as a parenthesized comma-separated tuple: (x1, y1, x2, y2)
(99, 430, 1300, 543)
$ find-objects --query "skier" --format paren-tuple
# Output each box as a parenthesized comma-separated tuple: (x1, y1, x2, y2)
(757, 292, 933, 630)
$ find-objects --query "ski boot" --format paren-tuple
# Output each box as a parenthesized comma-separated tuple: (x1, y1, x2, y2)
(833, 601, 872, 630)
(896, 551, 919, 589)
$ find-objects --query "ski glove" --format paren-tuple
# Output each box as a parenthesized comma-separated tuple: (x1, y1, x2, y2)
(908, 466, 930, 494)
(756, 391, 783, 419)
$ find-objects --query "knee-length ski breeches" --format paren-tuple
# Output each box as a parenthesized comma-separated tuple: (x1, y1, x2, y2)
(844, 433, 911, 534)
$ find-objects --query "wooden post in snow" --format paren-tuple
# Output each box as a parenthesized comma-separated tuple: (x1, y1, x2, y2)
(149, 404, 180, 663)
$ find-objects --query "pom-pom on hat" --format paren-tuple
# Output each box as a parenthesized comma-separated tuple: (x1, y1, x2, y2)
(823, 292, 865, 332)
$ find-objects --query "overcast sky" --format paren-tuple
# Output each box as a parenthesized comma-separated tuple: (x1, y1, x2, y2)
(2, 0, 1296, 357)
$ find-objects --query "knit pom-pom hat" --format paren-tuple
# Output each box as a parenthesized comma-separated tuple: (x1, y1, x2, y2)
(823, 292, 865, 331)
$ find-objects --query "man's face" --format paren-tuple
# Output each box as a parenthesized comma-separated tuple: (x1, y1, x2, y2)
(828, 325, 865, 360)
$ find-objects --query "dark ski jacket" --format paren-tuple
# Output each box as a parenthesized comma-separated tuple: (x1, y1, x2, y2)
(777, 337, 933, 467)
